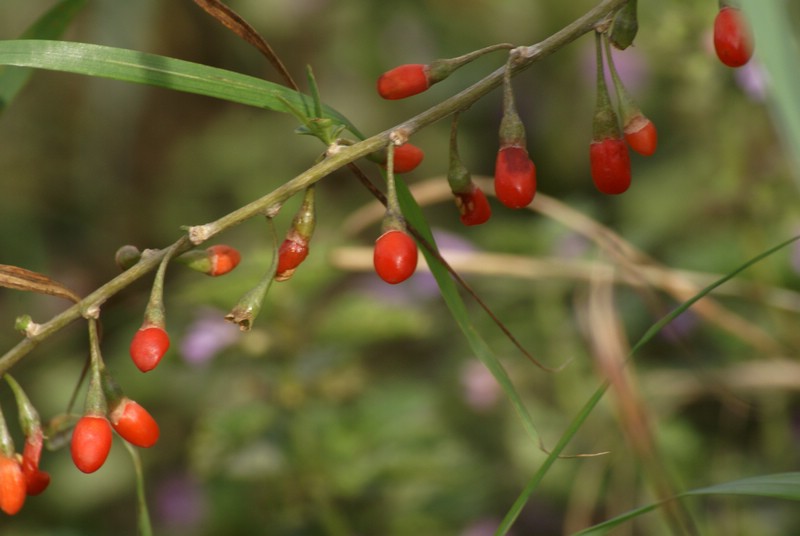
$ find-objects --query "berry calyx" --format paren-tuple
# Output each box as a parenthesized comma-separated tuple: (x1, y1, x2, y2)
(0, 455, 26, 515)
(373, 230, 418, 284)
(70, 415, 113, 474)
(129, 326, 170, 372)
(623, 114, 658, 156)
(713, 6, 754, 68)
(377, 64, 430, 100)
(389, 143, 425, 174)
(494, 146, 537, 208)
(109, 398, 160, 448)
(590, 138, 632, 195)
(207, 245, 241, 276)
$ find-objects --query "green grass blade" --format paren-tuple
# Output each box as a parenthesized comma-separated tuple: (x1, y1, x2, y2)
(394, 179, 544, 448)
(497, 235, 800, 535)
(0, 39, 363, 138)
(573, 473, 800, 535)
(0, 0, 87, 112)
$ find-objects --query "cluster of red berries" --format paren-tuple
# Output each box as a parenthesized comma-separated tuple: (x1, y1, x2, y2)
(375, 2, 755, 204)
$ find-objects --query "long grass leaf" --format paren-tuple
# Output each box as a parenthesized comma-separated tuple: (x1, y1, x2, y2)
(0, 39, 363, 138)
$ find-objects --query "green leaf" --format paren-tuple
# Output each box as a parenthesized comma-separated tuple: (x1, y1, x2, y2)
(573, 472, 800, 535)
(0, 39, 363, 138)
(0, 0, 87, 112)
(497, 235, 800, 535)
(394, 179, 544, 448)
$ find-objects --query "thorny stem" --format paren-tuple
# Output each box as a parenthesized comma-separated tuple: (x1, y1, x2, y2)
(0, 0, 628, 376)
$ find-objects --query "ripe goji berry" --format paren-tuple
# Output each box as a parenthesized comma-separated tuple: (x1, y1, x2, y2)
(21, 432, 49, 496)
(624, 115, 658, 157)
(389, 143, 425, 174)
(129, 326, 170, 372)
(71, 415, 113, 474)
(110, 398, 160, 448)
(377, 64, 430, 100)
(494, 145, 537, 208)
(373, 230, 418, 284)
(454, 184, 492, 226)
(590, 138, 631, 195)
(207, 245, 241, 277)
(0, 454, 26, 515)
(713, 6, 754, 68)
(275, 238, 309, 282)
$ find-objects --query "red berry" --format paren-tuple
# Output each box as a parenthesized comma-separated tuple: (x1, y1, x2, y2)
(130, 326, 170, 372)
(0, 455, 26, 515)
(590, 138, 631, 195)
(275, 238, 309, 282)
(624, 115, 658, 156)
(207, 245, 241, 276)
(454, 185, 492, 226)
(713, 6, 754, 68)
(71, 415, 113, 474)
(110, 398, 160, 448)
(373, 230, 418, 284)
(494, 145, 536, 208)
(377, 64, 430, 100)
(391, 143, 425, 174)
(21, 432, 50, 496)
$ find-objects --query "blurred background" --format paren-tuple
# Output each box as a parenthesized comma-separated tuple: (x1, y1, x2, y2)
(1, 1, 799, 535)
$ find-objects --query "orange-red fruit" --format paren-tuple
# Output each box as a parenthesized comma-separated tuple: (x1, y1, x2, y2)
(454, 185, 492, 226)
(275, 238, 309, 282)
(71, 416, 113, 474)
(0, 455, 26, 515)
(590, 138, 631, 195)
(373, 230, 418, 284)
(130, 326, 170, 372)
(391, 143, 425, 173)
(207, 245, 241, 276)
(494, 146, 537, 208)
(110, 399, 160, 448)
(624, 116, 658, 156)
(377, 64, 430, 100)
(21, 433, 50, 496)
(713, 6, 754, 68)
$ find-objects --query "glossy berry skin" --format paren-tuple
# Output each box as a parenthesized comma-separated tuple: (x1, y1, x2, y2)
(207, 245, 241, 276)
(454, 185, 492, 226)
(71, 415, 113, 474)
(494, 146, 536, 208)
(377, 64, 430, 100)
(130, 326, 170, 372)
(110, 399, 160, 448)
(275, 238, 309, 282)
(0, 455, 26, 515)
(391, 143, 425, 174)
(713, 7, 754, 68)
(373, 230, 418, 284)
(21, 432, 50, 496)
(624, 116, 658, 157)
(590, 138, 632, 195)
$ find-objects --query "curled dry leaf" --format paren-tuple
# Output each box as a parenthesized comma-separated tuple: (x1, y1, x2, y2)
(0, 265, 81, 303)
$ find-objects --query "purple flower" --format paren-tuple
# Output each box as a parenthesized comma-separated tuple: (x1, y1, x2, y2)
(735, 59, 768, 101)
(460, 359, 501, 412)
(155, 474, 208, 530)
(180, 308, 240, 365)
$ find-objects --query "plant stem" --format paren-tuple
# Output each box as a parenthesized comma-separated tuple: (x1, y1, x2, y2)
(0, 0, 628, 375)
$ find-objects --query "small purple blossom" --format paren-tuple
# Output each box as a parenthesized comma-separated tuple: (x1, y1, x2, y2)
(180, 308, 240, 365)
(155, 474, 208, 530)
(734, 59, 768, 101)
(460, 359, 501, 412)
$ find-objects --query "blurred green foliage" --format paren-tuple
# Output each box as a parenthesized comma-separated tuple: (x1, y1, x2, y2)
(1, 1, 799, 535)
